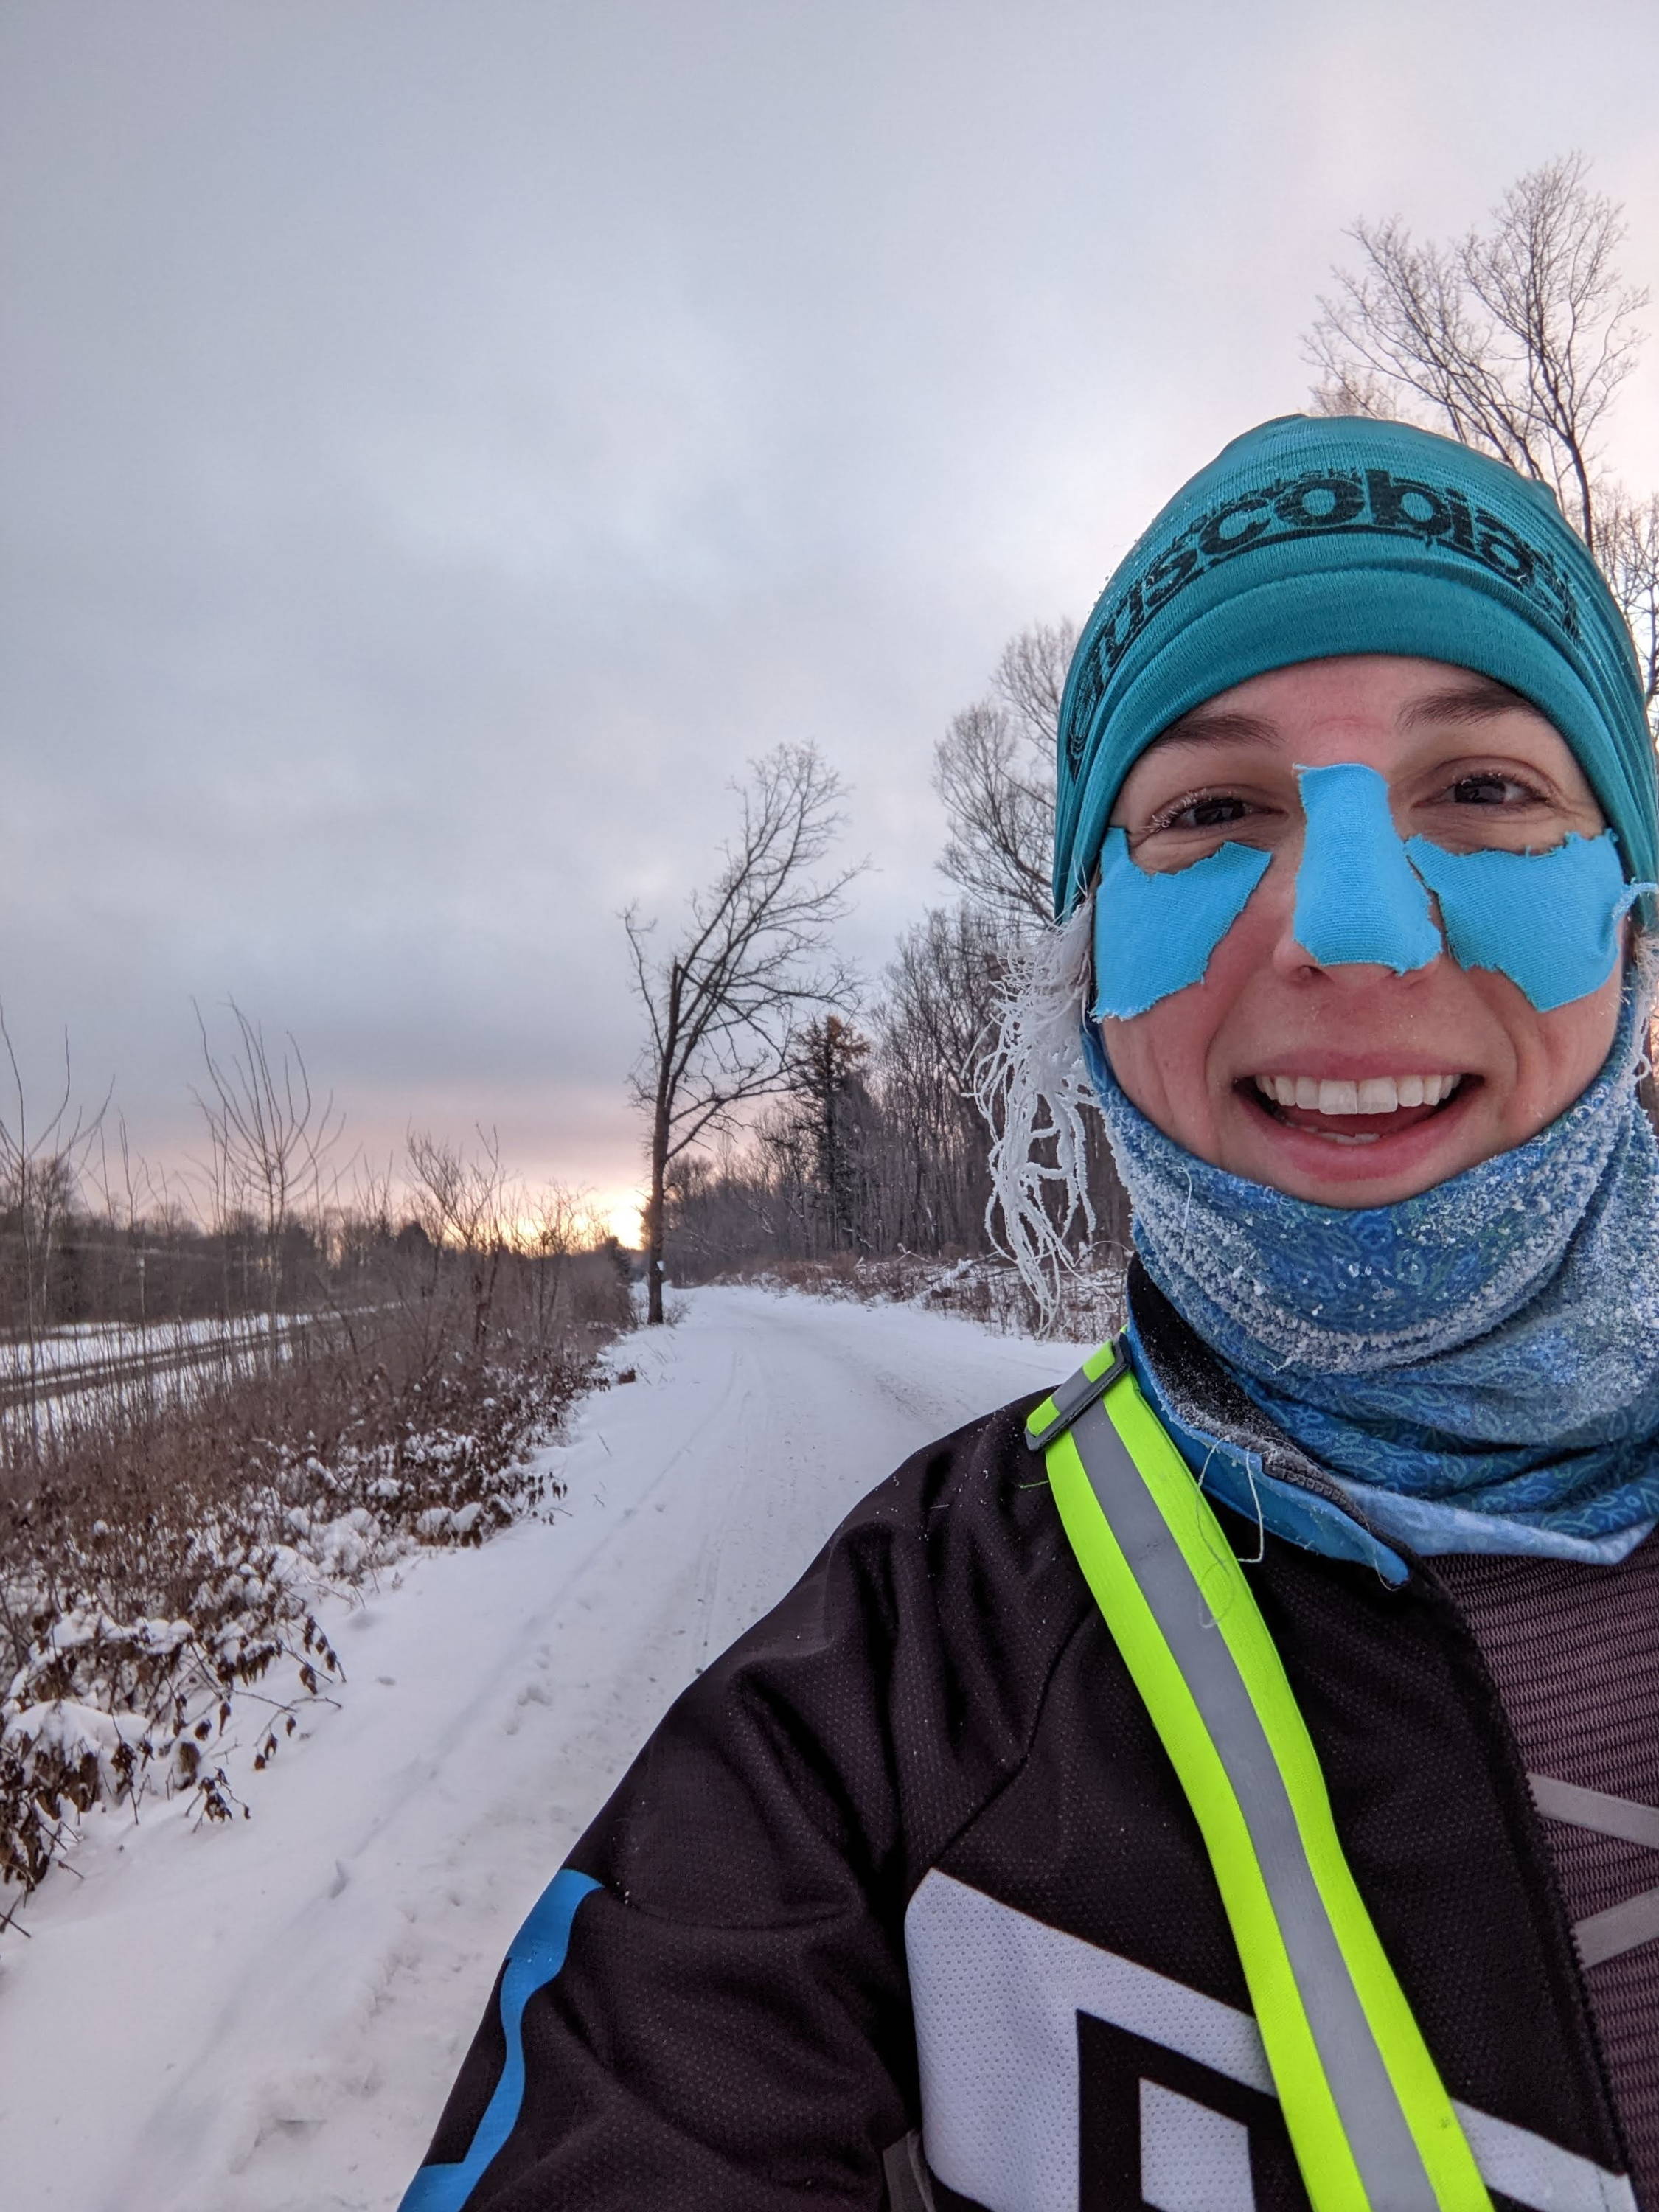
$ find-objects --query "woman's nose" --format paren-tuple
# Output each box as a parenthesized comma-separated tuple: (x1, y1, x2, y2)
(1279, 762, 1442, 976)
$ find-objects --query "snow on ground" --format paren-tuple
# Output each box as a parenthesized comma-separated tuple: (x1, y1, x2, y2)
(0, 1314, 292, 1375)
(2, 1312, 324, 1438)
(0, 1284, 1091, 2212)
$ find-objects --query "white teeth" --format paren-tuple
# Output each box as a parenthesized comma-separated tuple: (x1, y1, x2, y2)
(1251, 1072, 1465, 1117)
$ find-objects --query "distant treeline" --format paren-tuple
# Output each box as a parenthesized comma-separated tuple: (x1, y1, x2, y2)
(0, 1003, 632, 1347)
(1, 1202, 341, 1333)
(0, 1196, 633, 1340)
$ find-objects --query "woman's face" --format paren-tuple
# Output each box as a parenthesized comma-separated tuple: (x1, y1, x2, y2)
(1101, 654, 1624, 1206)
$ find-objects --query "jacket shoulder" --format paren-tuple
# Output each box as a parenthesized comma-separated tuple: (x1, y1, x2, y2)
(582, 1385, 1092, 1908)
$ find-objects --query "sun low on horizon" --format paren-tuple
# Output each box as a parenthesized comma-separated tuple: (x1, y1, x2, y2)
(594, 1186, 645, 1248)
(508, 1186, 644, 1251)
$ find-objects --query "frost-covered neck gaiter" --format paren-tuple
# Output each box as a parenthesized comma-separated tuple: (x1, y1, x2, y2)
(1086, 998, 1659, 1551)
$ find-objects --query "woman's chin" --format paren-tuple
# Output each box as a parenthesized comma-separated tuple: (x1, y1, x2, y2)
(1220, 1077, 1491, 1206)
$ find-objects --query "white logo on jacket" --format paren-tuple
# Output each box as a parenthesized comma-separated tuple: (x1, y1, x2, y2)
(903, 1871, 1633, 2212)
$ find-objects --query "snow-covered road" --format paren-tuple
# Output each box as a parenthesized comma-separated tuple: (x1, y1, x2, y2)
(0, 1286, 1086, 2212)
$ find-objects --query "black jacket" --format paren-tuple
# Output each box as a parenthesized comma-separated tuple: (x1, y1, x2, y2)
(411, 1312, 1633, 2210)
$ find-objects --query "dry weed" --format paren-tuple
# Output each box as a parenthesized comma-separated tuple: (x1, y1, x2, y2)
(1, 1265, 632, 1905)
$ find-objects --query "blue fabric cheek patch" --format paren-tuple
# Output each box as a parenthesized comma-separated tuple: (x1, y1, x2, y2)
(1292, 763, 1441, 973)
(1405, 829, 1639, 1013)
(1091, 826, 1272, 1020)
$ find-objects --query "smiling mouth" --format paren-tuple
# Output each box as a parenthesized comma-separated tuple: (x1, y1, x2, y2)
(1242, 1071, 1475, 1145)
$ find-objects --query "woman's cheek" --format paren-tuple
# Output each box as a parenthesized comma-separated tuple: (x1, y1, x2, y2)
(1099, 987, 1228, 1152)
(1489, 962, 1624, 1145)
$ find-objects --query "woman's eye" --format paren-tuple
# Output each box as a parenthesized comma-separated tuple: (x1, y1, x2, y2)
(1159, 793, 1252, 831)
(1445, 772, 1537, 807)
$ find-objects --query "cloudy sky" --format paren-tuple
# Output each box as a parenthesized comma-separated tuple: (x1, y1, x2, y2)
(4, 0, 1658, 1239)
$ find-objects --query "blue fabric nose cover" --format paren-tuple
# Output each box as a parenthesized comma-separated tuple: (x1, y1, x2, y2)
(1292, 764, 1442, 973)
(1091, 760, 1634, 1020)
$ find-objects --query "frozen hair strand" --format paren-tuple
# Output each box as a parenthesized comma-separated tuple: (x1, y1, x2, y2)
(975, 898, 1102, 1326)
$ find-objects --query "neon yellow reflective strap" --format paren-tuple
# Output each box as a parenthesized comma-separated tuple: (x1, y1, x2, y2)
(1028, 1350, 1491, 2212)
(1040, 1404, 1364, 2208)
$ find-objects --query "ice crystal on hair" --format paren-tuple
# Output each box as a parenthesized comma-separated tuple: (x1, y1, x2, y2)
(975, 900, 1101, 1325)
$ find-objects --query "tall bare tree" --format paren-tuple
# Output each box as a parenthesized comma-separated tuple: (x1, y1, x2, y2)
(1306, 153, 1648, 560)
(0, 1010, 110, 1453)
(405, 1126, 512, 1349)
(1604, 493, 1659, 714)
(192, 1002, 341, 1356)
(877, 902, 1020, 1250)
(627, 744, 858, 1323)
(933, 620, 1077, 925)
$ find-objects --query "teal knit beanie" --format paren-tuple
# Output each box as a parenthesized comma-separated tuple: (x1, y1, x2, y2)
(1053, 415, 1658, 915)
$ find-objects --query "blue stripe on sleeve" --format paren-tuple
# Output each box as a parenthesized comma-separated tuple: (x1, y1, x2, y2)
(398, 1867, 603, 2212)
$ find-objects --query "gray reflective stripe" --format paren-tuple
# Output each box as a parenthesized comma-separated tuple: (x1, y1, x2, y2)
(1573, 1887, 1659, 1969)
(1529, 1773, 1659, 1851)
(1068, 1393, 1440, 2210)
(881, 2131, 937, 2212)
(1025, 1344, 1127, 1454)
(1528, 1775, 1659, 1965)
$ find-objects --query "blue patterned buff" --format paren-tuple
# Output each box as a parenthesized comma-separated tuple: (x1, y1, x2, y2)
(1087, 997, 1659, 1562)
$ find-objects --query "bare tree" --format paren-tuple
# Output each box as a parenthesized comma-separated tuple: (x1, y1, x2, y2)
(405, 1127, 513, 1349)
(657, 893, 1132, 1278)
(192, 1002, 342, 1357)
(0, 1009, 109, 1455)
(877, 902, 1019, 1250)
(519, 1179, 605, 1345)
(1603, 491, 1659, 714)
(934, 620, 1076, 925)
(626, 744, 858, 1322)
(1305, 153, 1648, 562)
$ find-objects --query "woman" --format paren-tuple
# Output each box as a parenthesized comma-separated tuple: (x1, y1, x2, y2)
(403, 417, 1659, 2211)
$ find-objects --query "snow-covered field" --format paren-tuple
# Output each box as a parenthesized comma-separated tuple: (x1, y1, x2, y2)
(0, 1284, 1088, 2212)
(1, 1312, 322, 1436)
(0, 1314, 294, 1376)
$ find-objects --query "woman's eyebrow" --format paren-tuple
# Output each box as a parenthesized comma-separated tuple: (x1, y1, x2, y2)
(1399, 680, 1543, 730)
(1145, 680, 1546, 757)
(1144, 708, 1281, 755)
